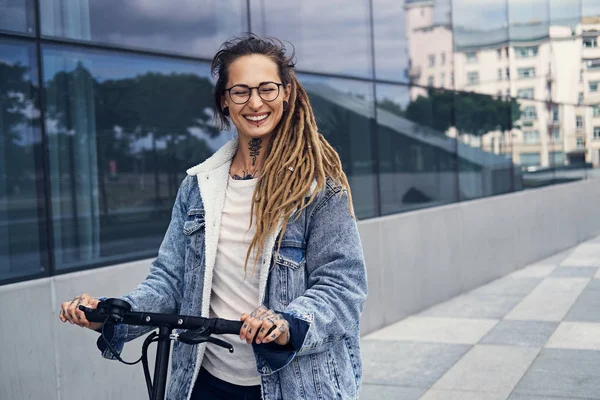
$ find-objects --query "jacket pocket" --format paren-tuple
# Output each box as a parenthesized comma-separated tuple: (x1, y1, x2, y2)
(183, 208, 205, 235)
(182, 208, 205, 297)
(275, 243, 306, 307)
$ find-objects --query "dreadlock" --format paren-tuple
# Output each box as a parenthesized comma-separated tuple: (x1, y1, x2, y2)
(211, 34, 354, 273)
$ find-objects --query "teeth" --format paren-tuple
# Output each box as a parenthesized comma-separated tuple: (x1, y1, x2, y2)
(245, 114, 268, 122)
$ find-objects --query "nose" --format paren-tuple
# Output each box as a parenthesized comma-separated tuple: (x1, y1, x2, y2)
(247, 88, 264, 110)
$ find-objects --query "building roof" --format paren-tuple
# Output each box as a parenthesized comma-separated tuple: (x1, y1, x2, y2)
(454, 23, 550, 51)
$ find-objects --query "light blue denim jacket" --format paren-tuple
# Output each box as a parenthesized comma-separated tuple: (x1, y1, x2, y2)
(97, 139, 368, 400)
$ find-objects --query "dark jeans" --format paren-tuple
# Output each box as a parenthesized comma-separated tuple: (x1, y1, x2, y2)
(190, 367, 262, 400)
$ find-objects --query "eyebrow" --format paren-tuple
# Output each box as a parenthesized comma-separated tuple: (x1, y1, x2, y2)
(230, 81, 276, 87)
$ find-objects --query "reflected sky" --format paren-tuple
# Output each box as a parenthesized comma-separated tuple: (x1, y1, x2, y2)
(41, 0, 247, 58)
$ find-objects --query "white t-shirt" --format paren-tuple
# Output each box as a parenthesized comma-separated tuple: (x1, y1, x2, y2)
(202, 176, 262, 386)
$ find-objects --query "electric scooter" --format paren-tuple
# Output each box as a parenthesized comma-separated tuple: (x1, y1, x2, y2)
(80, 298, 242, 400)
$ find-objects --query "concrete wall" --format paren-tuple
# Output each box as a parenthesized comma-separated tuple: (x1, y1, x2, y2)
(2, 179, 600, 400)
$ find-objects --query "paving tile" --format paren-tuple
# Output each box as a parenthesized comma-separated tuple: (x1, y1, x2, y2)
(359, 384, 425, 400)
(568, 243, 600, 258)
(468, 277, 542, 297)
(364, 316, 498, 344)
(419, 294, 523, 319)
(511, 349, 600, 399)
(595, 268, 600, 279)
(560, 256, 600, 268)
(479, 320, 558, 348)
(546, 322, 600, 350)
(509, 266, 556, 279)
(550, 267, 599, 278)
(420, 388, 507, 400)
(508, 394, 589, 400)
(360, 340, 471, 388)
(504, 278, 589, 321)
(431, 345, 539, 398)
(565, 279, 600, 322)
(535, 249, 573, 266)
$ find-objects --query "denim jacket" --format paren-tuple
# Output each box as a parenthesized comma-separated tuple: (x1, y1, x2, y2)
(97, 139, 368, 400)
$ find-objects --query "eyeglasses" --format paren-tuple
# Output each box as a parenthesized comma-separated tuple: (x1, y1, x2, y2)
(224, 82, 284, 104)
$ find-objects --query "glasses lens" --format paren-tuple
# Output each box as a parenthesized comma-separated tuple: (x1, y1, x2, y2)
(230, 86, 250, 104)
(259, 83, 280, 101)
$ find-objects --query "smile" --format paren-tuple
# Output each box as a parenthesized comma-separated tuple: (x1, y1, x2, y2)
(244, 113, 269, 122)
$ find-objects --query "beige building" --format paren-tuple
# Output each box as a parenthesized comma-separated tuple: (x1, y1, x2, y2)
(405, 0, 600, 168)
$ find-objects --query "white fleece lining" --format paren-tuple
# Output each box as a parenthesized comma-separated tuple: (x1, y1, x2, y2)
(184, 138, 316, 399)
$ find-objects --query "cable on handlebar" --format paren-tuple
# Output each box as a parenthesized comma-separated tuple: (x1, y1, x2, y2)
(100, 315, 144, 366)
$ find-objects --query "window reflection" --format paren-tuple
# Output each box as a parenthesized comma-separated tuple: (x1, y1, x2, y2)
(0, 39, 45, 282)
(0, 0, 35, 34)
(252, 0, 373, 78)
(41, 0, 247, 58)
(376, 84, 457, 214)
(298, 75, 377, 218)
(42, 45, 232, 270)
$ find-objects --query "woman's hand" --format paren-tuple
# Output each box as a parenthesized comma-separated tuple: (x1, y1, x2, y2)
(59, 293, 103, 331)
(240, 306, 290, 346)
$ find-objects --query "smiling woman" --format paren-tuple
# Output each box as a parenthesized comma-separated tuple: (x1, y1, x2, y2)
(60, 35, 368, 400)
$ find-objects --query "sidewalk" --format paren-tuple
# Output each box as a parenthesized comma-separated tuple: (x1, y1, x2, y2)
(360, 235, 600, 400)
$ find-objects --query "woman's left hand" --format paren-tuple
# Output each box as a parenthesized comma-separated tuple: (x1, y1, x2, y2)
(240, 306, 290, 346)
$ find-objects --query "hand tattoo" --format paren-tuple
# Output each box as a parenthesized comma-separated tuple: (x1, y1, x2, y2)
(249, 138, 262, 166)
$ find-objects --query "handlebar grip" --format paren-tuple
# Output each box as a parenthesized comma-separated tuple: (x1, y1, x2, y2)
(78, 305, 106, 323)
(213, 320, 243, 335)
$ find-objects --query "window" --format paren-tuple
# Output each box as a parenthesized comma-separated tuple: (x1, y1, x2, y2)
(428, 75, 435, 86)
(520, 152, 541, 167)
(583, 37, 598, 48)
(576, 116, 584, 130)
(440, 73, 445, 87)
(428, 54, 436, 67)
(549, 151, 564, 165)
(467, 71, 479, 85)
(517, 88, 534, 99)
(579, 92, 584, 104)
(590, 81, 600, 92)
(0, 0, 36, 33)
(523, 130, 540, 144)
(551, 127, 560, 142)
(498, 68, 503, 81)
(515, 46, 539, 58)
(585, 59, 600, 70)
(506, 67, 510, 79)
(522, 106, 537, 120)
(506, 88, 511, 97)
(505, 47, 509, 58)
(553, 106, 559, 122)
(497, 48, 502, 60)
(466, 52, 478, 63)
(594, 127, 600, 139)
(517, 67, 536, 79)
(577, 137, 585, 148)
(497, 90, 503, 97)
(594, 105, 600, 117)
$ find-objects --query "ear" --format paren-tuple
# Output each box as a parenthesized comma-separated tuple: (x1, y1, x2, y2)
(283, 83, 292, 102)
(220, 94, 228, 110)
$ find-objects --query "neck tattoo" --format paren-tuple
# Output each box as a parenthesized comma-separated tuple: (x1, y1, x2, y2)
(249, 138, 262, 167)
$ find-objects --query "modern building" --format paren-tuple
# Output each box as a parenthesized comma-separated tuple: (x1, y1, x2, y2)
(1, 1, 600, 399)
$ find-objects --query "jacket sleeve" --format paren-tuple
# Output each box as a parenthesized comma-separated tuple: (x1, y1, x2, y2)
(283, 187, 368, 356)
(96, 176, 191, 359)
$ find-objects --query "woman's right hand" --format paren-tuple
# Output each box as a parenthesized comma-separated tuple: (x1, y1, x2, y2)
(59, 293, 103, 331)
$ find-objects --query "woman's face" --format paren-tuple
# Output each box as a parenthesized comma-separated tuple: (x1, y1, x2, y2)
(222, 54, 290, 140)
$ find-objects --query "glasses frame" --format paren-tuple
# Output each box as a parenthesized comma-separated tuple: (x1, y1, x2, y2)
(224, 81, 284, 104)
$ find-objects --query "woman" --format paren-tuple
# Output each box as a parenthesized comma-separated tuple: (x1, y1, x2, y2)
(59, 35, 367, 400)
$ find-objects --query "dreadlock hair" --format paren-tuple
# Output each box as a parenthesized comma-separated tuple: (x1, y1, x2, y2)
(211, 34, 354, 274)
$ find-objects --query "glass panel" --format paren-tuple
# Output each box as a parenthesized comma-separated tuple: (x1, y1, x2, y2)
(0, 39, 45, 282)
(41, 1, 247, 58)
(0, 0, 36, 34)
(453, 0, 508, 96)
(42, 45, 231, 270)
(376, 84, 458, 214)
(582, 0, 600, 17)
(455, 90, 519, 200)
(298, 75, 377, 218)
(400, 0, 453, 88)
(251, 0, 372, 78)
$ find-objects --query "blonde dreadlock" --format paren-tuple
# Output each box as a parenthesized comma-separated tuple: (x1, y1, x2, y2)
(211, 35, 354, 273)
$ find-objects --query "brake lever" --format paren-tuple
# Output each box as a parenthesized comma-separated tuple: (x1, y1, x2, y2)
(171, 329, 234, 353)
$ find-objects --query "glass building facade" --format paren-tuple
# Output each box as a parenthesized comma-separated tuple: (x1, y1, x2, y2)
(1, 0, 599, 284)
